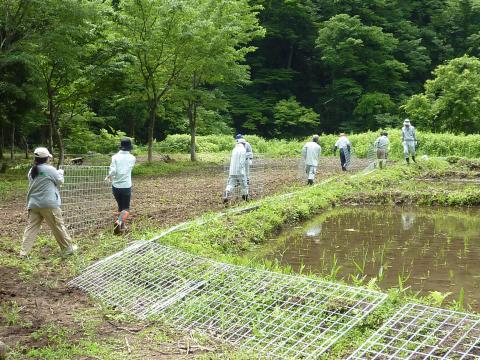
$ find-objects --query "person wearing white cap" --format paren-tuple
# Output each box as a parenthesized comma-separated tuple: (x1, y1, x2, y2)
(235, 134, 253, 183)
(301, 135, 322, 185)
(223, 137, 249, 203)
(402, 118, 417, 164)
(20, 147, 77, 257)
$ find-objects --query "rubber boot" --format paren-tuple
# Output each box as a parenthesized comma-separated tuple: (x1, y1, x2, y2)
(379, 161, 383, 170)
(119, 210, 129, 231)
(113, 212, 121, 235)
(307, 179, 313, 185)
(406, 157, 410, 165)
(412, 155, 416, 163)
(242, 194, 249, 201)
(222, 191, 229, 204)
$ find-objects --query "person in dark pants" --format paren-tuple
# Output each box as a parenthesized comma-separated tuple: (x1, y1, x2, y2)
(333, 133, 352, 171)
(105, 138, 136, 234)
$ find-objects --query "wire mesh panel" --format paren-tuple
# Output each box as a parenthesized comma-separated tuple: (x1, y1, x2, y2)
(60, 165, 114, 234)
(348, 303, 480, 360)
(70, 242, 387, 359)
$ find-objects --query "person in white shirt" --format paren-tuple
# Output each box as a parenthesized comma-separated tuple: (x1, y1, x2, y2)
(374, 131, 390, 169)
(401, 118, 417, 164)
(301, 135, 322, 185)
(235, 134, 253, 183)
(223, 138, 248, 203)
(334, 133, 352, 171)
(105, 137, 136, 234)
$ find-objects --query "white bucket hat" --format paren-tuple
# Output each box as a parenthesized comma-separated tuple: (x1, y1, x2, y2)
(403, 118, 411, 125)
(34, 147, 53, 159)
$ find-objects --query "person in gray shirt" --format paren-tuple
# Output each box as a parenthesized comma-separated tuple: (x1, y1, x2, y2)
(20, 147, 77, 257)
(374, 131, 390, 169)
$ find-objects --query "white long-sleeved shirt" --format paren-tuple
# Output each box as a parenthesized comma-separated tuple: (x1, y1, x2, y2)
(109, 150, 136, 188)
(374, 135, 390, 150)
(402, 126, 416, 142)
(302, 141, 321, 166)
(335, 136, 351, 149)
(245, 142, 253, 160)
(229, 143, 246, 176)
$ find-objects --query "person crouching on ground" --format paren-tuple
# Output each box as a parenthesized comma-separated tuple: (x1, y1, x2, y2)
(20, 147, 77, 257)
(105, 137, 136, 234)
(333, 133, 352, 171)
(302, 135, 321, 185)
(223, 137, 249, 203)
(374, 131, 390, 169)
(402, 118, 417, 164)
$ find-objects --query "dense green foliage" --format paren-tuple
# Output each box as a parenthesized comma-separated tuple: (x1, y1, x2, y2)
(156, 131, 480, 159)
(2, 0, 480, 161)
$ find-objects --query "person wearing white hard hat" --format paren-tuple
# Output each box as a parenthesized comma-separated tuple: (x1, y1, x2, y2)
(20, 147, 76, 257)
(401, 119, 417, 164)
(223, 137, 249, 203)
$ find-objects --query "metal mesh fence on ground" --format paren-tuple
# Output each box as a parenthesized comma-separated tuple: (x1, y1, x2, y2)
(348, 303, 480, 360)
(60, 165, 114, 234)
(70, 242, 387, 359)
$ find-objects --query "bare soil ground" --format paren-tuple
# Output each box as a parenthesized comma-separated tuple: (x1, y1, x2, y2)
(0, 157, 368, 359)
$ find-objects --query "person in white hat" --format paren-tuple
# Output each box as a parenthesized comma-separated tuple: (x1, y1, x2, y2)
(401, 118, 417, 164)
(301, 135, 322, 185)
(223, 137, 249, 203)
(20, 147, 77, 257)
(334, 133, 352, 171)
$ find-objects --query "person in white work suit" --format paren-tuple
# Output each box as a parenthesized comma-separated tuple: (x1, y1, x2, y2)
(105, 137, 136, 234)
(402, 119, 417, 164)
(334, 133, 352, 171)
(301, 134, 322, 185)
(235, 134, 253, 183)
(223, 138, 249, 203)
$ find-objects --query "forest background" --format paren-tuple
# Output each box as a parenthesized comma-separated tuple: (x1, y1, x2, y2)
(2, 0, 480, 163)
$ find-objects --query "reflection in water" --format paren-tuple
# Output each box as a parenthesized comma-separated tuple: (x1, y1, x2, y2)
(401, 213, 416, 231)
(262, 206, 480, 311)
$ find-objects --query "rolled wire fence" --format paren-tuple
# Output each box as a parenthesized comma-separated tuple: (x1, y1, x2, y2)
(59, 165, 114, 235)
(69, 241, 387, 359)
(348, 303, 480, 359)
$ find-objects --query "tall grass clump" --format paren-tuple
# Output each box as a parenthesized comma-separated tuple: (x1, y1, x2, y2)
(154, 131, 480, 159)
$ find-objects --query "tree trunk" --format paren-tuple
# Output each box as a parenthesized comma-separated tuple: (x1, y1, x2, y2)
(47, 89, 65, 167)
(287, 42, 294, 69)
(0, 126, 4, 159)
(55, 126, 65, 168)
(23, 136, 28, 159)
(188, 101, 197, 162)
(147, 101, 157, 163)
(10, 121, 15, 161)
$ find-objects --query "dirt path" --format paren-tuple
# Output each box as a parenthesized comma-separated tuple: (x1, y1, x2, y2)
(0, 157, 368, 358)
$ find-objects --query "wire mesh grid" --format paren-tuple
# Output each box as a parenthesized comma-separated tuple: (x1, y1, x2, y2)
(60, 165, 114, 234)
(70, 242, 387, 359)
(348, 302, 480, 360)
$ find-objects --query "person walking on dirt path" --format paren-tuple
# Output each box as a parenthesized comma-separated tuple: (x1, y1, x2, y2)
(301, 135, 322, 185)
(105, 137, 136, 234)
(334, 133, 352, 171)
(223, 138, 249, 203)
(235, 134, 253, 183)
(374, 131, 390, 169)
(402, 119, 417, 164)
(20, 147, 77, 257)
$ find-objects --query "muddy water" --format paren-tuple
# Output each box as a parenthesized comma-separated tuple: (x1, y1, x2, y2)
(261, 206, 480, 311)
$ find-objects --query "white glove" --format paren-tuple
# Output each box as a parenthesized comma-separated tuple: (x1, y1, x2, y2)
(104, 176, 111, 183)
(57, 169, 64, 176)
(248, 159, 253, 165)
